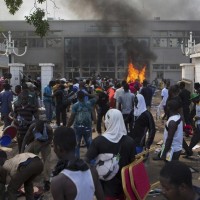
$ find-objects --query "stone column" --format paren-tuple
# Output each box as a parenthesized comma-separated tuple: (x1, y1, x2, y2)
(39, 63, 54, 99)
(190, 53, 200, 83)
(180, 63, 195, 82)
(9, 63, 25, 89)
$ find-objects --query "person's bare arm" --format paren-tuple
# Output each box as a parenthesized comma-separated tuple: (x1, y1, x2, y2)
(46, 125, 53, 144)
(51, 174, 67, 200)
(51, 173, 77, 200)
(67, 113, 75, 127)
(21, 123, 35, 153)
(85, 92, 98, 99)
(90, 166, 104, 200)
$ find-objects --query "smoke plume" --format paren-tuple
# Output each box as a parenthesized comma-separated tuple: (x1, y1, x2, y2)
(124, 39, 157, 67)
(61, 0, 200, 70)
(65, 0, 144, 21)
(58, 0, 200, 21)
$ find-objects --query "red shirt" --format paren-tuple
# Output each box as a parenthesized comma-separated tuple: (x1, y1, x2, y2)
(107, 87, 115, 108)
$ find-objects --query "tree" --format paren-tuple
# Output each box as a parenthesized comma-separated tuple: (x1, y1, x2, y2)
(4, 0, 49, 37)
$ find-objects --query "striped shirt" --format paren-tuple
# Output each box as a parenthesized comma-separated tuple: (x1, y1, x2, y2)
(14, 104, 38, 135)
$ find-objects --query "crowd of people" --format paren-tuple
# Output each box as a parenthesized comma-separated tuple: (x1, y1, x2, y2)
(0, 75, 199, 200)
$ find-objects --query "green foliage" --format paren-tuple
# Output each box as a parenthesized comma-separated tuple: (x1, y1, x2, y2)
(25, 8, 49, 38)
(4, 0, 49, 37)
(4, 0, 23, 15)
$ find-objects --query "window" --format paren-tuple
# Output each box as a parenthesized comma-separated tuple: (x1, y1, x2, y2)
(195, 37, 200, 44)
(168, 31, 184, 37)
(99, 38, 115, 68)
(137, 38, 150, 47)
(153, 64, 180, 70)
(192, 31, 200, 36)
(47, 31, 62, 36)
(28, 31, 37, 36)
(169, 64, 180, 69)
(64, 38, 80, 69)
(12, 31, 26, 37)
(28, 38, 44, 48)
(46, 38, 62, 48)
(86, 24, 126, 32)
(14, 38, 27, 48)
(169, 38, 182, 47)
(152, 31, 168, 37)
(157, 71, 163, 79)
(152, 38, 167, 47)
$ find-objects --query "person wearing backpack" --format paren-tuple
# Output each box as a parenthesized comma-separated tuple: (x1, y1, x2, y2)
(67, 90, 97, 158)
(86, 109, 136, 200)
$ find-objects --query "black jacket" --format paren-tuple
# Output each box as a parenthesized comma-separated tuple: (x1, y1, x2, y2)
(130, 110, 156, 148)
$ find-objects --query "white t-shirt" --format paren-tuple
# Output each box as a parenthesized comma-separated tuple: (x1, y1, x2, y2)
(114, 87, 124, 101)
(163, 114, 183, 152)
(118, 92, 134, 114)
(161, 88, 168, 106)
(195, 103, 200, 125)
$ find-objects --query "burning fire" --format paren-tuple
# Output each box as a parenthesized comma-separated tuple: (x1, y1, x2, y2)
(126, 63, 146, 83)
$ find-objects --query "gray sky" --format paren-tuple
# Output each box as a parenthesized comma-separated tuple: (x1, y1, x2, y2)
(0, 0, 200, 21)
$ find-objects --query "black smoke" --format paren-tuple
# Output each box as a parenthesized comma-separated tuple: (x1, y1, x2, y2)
(60, 0, 157, 69)
(65, 0, 145, 22)
(123, 39, 157, 68)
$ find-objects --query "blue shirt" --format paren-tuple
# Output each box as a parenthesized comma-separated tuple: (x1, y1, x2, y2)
(43, 85, 52, 103)
(72, 98, 96, 127)
(0, 90, 13, 114)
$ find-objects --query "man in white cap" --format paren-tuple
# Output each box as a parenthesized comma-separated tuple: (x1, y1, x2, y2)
(60, 78, 67, 83)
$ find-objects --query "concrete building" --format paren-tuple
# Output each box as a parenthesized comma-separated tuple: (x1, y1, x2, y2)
(0, 19, 198, 83)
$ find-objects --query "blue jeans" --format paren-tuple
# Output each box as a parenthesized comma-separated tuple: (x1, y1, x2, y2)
(44, 102, 53, 122)
(74, 126, 92, 158)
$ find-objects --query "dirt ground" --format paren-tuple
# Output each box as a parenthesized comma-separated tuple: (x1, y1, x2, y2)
(2, 90, 200, 200)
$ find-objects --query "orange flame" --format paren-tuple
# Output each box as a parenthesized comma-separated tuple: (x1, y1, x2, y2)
(126, 63, 146, 83)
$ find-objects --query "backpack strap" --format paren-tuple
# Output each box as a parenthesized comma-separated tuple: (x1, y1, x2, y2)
(165, 116, 182, 131)
(175, 117, 182, 126)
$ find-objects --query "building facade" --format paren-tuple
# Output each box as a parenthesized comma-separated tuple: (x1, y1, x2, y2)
(0, 20, 198, 83)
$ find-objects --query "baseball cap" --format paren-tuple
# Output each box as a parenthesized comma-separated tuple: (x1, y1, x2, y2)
(60, 78, 66, 83)
(190, 93, 200, 100)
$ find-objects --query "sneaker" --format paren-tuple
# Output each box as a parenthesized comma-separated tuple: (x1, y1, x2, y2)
(43, 181, 50, 191)
(183, 151, 193, 158)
